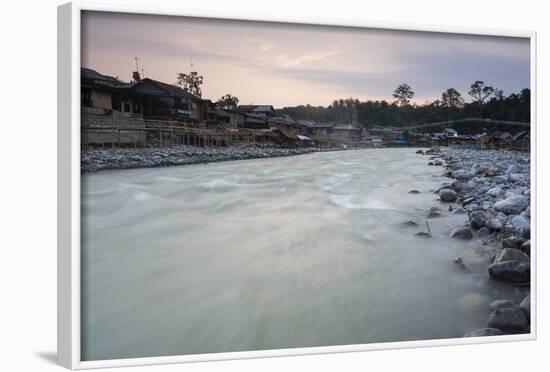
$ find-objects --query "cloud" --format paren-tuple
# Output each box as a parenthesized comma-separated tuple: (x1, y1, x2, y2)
(81, 10, 530, 107)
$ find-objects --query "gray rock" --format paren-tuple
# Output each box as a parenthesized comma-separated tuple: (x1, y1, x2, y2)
(494, 195, 529, 215)
(450, 226, 473, 240)
(451, 180, 464, 192)
(486, 218, 503, 231)
(487, 307, 529, 332)
(408, 190, 420, 194)
(494, 175, 508, 184)
(490, 299, 517, 310)
(478, 227, 490, 236)
(439, 189, 457, 202)
(489, 261, 530, 283)
(509, 173, 525, 183)
(402, 220, 418, 227)
(494, 248, 530, 263)
(415, 231, 432, 238)
(427, 211, 442, 218)
(464, 328, 504, 337)
(453, 169, 476, 180)
(520, 295, 530, 320)
(511, 215, 530, 239)
(416, 149, 424, 154)
(425, 147, 440, 155)
(502, 236, 526, 249)
(486, 187, 502, 197)
(469, 210, 493, 230)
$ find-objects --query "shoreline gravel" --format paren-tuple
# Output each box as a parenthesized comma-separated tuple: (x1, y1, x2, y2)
(418, 147, 531, 337)
(81, 146, 342, 173)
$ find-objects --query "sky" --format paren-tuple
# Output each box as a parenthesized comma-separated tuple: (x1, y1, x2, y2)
(81, 11, 530, 108)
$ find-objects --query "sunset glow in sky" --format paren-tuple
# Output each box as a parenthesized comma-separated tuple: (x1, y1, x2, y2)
(81, 11, 530, 108)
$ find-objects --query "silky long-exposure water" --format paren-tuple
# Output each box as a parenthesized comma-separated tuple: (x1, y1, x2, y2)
(81, 148, 527, 361)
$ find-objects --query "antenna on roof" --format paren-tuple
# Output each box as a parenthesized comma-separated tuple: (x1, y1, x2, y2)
(141, 68, 145, 78)
(132, 57, 142, 83)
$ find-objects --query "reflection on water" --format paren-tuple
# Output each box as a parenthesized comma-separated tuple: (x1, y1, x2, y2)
(81, 148, 527, 361)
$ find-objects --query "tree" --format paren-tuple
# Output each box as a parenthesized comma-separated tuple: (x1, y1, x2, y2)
(393, 83, 415, 106)
(468, 80, 494, 118)
(441, 88, 464, 108)
(216, 94, 239, 110)
(176, 71, 204, 98)
(493, 88, 505, 101)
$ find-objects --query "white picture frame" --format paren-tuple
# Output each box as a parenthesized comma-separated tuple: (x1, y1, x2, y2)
(58, 1, 537, 369)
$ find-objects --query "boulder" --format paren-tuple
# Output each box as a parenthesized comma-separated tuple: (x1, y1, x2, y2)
(490, 299, 517, 310)
(494, 195, 529, 215)
(425, 146, 440, 155)
(464, 328, 504, 337)
(494, 175, 508, 184)
(486, 218, 503, 231)
(450, 180, 464, 192)
(469, 210, 493, 230)
(487, 307, 529, 332)
(511, 215, 530, 239)
(408, 190, 420, 194)
(415, 231, 432, 238)
(489, 261, 530, 283)
(427, 211, 442, 218)
(450, 226, 473, 240)
(478, 227, 490, 237)
(439, 189, 457, 202)
(486, 187, 502, 197)
(494, 248, 530, 263)
(416, 149, 424, 154)
(453, 169, 476, 181)
(502, 236, 526, 249)
(520, 295, 530, 320)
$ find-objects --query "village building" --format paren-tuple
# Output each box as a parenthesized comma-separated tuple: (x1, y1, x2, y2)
(236, 105, 276, 118)
(206, 108, 245, 127)
(329, 123, 361, 142)
(267, 115, 313, 147)
(81, 67, 146, 147)
(130, 77, 205, 122)
(443, 128, 458, 137)
(204, 100, 245, 128)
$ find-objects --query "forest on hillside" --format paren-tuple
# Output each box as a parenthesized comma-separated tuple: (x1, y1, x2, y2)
(277, 82, 530, 127)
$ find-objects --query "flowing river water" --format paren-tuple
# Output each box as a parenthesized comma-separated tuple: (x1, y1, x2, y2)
(81, 148, 527, 361)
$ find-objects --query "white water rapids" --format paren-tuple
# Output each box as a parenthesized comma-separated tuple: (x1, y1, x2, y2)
(81, 148, 527, 361)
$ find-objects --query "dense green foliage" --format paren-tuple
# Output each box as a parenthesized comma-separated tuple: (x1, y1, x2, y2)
(278, 86, 530, 128)
(176, 71, 204, 98)
(216, 94, 239, 110)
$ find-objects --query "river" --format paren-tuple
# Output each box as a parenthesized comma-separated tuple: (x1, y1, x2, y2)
(81, 148, 526, 361)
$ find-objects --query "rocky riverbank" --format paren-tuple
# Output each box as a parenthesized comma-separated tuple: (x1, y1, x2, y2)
(417, 147, 531, 337)
(81, 146, 337, 173)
